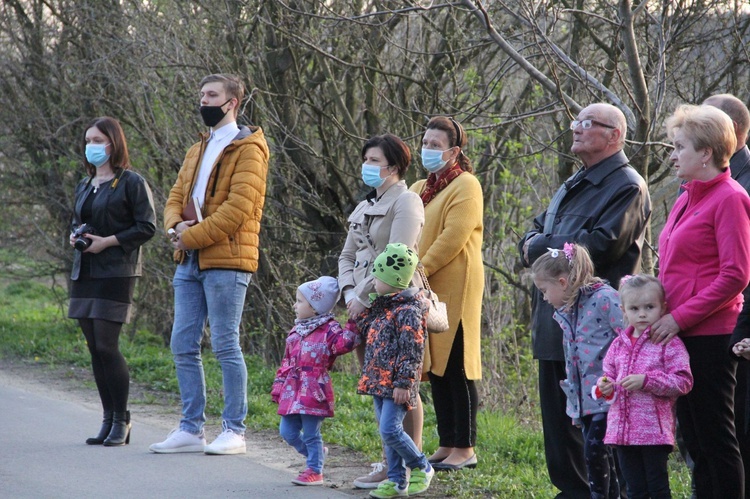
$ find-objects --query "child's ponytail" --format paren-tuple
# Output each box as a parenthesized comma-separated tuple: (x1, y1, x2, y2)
(531, 242, 601, 309)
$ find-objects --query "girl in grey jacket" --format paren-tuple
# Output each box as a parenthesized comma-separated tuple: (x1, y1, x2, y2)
(532, 243, 623, 499)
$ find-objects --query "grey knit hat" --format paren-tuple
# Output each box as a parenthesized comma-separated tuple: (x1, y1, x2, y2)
(298, 276, 340, 315)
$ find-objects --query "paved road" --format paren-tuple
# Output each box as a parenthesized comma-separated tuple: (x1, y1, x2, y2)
(0, 381, 352, 498)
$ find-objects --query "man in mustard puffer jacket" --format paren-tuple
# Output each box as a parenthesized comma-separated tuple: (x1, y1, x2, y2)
(150, 74, 270, 456)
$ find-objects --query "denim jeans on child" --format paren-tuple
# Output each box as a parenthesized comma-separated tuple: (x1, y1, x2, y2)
(581, 413, 620, 499)
(373, 396, 429, 487)
(170, 252, 250, 435)
(280, 414, 325, 473)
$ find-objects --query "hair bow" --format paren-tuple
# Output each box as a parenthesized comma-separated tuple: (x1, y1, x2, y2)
(562, 242, 576, 262)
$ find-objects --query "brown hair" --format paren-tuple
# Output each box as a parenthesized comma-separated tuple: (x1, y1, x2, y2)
(531, 243, 602, 309)
(199, 74, 245, 119)
(425, 116, 472, 172)
(361, 134, 411, 178)
(82, 116, 131, 177)
(666, 104, 736, 169)
(618, 274, 665, 307)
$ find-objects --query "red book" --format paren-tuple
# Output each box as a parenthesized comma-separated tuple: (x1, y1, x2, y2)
(181, 196, 203, 223)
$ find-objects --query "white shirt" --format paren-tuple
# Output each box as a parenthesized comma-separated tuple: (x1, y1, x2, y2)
(191, 122, 240, 208)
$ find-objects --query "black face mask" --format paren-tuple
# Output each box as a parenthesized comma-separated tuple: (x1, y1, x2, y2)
(200, 98, 232, 127)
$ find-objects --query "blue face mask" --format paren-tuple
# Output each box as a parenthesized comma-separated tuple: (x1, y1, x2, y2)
(421, 148, 448, 173)
(85, 143, 111, 168)
(361, 163, 388, 188)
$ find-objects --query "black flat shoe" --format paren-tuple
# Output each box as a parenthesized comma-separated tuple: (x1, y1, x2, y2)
(427, 456, 446, 464)
(433, 454, 478, 471)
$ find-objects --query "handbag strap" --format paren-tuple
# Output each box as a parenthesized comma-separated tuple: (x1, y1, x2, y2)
(417, 264, 432, 293)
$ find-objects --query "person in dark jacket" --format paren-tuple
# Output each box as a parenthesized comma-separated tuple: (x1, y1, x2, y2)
(518, 103, 651, 498)
(68, 116, 156, 447)
(705, 93, 750, 497)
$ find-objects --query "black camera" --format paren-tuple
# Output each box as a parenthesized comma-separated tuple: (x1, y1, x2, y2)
(73, 223, 97, 251)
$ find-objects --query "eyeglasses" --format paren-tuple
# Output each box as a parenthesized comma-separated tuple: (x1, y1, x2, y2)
(570, 119, 616, 130)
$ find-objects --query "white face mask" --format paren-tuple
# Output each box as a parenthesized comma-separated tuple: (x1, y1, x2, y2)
(421, 148, 448, 173)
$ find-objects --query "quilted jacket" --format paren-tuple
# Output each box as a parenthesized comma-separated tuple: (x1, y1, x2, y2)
(271, 318, 360, 417)
(356, 288, 426, 409)
(164, 126, 269, 272)
(602, 325, 693, 447)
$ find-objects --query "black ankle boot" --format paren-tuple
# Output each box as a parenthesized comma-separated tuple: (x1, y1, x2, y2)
(86, 410, 114, 445)
(103, 411, 131, 446)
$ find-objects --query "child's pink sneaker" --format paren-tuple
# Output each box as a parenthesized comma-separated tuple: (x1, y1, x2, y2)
(291, 468, 324, 486)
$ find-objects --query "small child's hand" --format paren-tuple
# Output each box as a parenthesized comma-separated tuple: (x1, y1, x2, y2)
(393, 387, 409, 405)
(733, 339, 750, 360)
(597, 376, 614, 397)
(620, 374, 646, 391)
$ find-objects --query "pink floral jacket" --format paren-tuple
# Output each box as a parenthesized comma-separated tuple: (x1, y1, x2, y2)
(271, 317, 360, 417)
(601, 325, 693, 447)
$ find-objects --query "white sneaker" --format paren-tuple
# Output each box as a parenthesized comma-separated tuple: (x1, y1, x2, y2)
(204, 425, 246, 455)
(149, 428, 206, 454)
(354, 461, 388, 489)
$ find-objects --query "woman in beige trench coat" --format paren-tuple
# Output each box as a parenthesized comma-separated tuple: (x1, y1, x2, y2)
(338, 133, 426, 489)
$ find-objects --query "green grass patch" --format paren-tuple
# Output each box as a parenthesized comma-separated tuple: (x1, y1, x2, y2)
(0, 280, 693, 497)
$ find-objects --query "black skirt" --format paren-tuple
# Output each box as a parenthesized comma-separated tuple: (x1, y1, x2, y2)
(68, 255, 136, 324)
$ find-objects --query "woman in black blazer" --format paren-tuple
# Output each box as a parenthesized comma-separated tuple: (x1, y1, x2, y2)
(68, 117, 156, 446)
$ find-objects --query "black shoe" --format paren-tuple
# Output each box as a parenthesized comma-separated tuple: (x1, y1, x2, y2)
(103, 411, 131, 446)
(433, 454, 477, 471)
(86, 411, 114, 445)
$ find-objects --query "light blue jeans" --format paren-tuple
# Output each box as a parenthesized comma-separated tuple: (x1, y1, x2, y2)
(170, 252, 250, 435)
(373, 396, 429, 487)
(279, 414, 325, 473)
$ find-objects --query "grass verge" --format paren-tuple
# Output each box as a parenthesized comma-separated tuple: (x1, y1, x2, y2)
(0, 280, 692, 497)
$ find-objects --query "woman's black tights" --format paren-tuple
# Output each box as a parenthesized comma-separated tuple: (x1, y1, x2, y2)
(78, 319, 129, 412)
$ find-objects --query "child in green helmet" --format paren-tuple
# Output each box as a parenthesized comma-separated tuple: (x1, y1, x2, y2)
(354, 243, 434, 498)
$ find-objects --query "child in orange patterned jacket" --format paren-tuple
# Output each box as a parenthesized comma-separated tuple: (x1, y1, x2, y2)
(355, 243, 434, 499)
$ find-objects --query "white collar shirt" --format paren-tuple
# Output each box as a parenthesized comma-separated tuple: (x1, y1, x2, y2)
(191, 122, 240, 207)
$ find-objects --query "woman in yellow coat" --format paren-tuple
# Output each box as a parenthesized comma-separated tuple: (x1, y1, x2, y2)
(410, 116, 484, 471)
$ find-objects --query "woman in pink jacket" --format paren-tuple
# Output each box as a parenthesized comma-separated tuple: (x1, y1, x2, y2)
(597, 275, 693, 498)
(650, 104, 750, 499)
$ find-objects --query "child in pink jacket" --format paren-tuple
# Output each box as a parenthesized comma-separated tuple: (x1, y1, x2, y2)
(271, 276, 360, 486)
(596, 275, 693, 498)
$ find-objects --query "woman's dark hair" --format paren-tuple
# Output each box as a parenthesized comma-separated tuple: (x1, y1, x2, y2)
(82, 116, 131, 176)
(425, 116, 472, 172)
(361, 133, 411, 178)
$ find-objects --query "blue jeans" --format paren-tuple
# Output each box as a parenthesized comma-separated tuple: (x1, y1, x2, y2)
(373, 396, 429, 487)
(279, 414, 325, 473)
(170, 253, 250, 435)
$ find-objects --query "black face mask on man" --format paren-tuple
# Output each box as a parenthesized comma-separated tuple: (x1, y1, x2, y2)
(200, 98, 233, 127)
